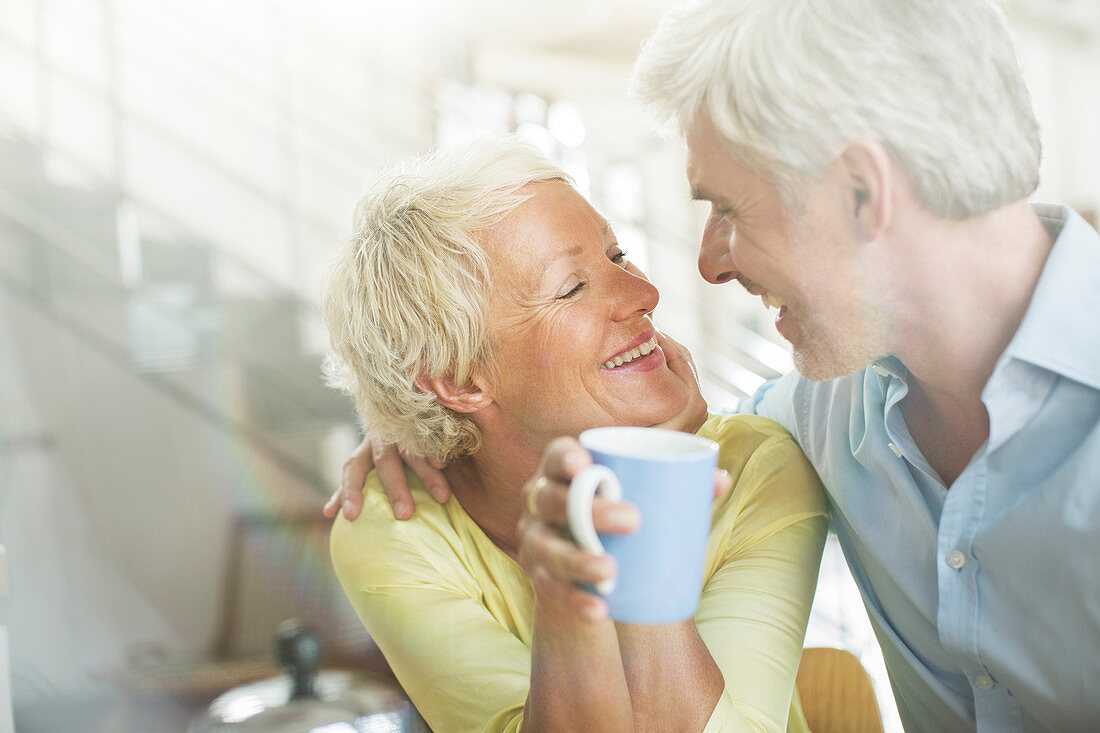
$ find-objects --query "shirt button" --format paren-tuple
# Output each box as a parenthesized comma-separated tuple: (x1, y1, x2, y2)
(975, 674, 995, 690)
(888, 442, 903, 458)
(947, 550, 967, 570)
(872, 363, 890, 377)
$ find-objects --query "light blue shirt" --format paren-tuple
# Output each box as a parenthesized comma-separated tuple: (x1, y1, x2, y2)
(740, 204, 1100, 732)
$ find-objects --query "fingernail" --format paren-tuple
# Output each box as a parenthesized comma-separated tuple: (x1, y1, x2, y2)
(343, 500, 354, 514)
(584, 556, 611, 578)
(393, 500, 408, 518)
(606, 505, 640, 532)
(582, 601, 607, 622)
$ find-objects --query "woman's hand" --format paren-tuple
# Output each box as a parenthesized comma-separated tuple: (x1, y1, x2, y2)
(653, 331, 708, 434)
(518, 439, 636, 732)
(517, 437, 731, 620)
(322, 437, 452, 520)
(516, 438, 641, 621)
(517, 438, 729, 730)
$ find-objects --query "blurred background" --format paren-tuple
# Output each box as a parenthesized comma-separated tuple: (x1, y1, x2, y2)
(0, 0, 1097, 730)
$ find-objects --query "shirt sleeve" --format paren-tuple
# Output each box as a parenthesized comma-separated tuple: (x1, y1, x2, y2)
(698, 428, 829, 733)
(330, 488, 531, 733)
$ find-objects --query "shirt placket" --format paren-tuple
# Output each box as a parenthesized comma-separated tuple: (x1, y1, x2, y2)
(936, 450, 1022, 731)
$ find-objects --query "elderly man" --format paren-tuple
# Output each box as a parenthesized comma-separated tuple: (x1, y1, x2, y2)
(328, 1, 1099, 730)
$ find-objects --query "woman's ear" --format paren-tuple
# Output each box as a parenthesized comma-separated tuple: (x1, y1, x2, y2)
(414, 374, 494, 414)
(837, 139, 893, 243)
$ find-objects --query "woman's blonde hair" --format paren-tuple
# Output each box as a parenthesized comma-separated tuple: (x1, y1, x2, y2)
(322, 136, 570, 461)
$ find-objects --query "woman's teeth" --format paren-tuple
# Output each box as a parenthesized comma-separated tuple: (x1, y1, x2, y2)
(601, 337, 658, 370)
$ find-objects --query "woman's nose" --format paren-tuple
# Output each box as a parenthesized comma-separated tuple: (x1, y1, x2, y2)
(613, 266, 660, 321)
(698, 211, 738, 284)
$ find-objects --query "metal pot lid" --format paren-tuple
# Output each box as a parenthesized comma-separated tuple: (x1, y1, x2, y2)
(189, 620, 426, 733)
(190, 670, 422, 732)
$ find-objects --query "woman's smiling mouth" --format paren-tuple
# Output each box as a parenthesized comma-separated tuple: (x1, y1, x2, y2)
(601, 336, 659, 370)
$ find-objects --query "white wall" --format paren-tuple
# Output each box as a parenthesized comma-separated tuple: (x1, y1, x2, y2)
(1010, 5, 1100, 222)
(0, 287, 325, 709)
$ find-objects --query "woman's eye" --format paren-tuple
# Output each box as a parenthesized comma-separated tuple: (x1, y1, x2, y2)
(610, 249, 628, 264)
(557, 281, 586, 300)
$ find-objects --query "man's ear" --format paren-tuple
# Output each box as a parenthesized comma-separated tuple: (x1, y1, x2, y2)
(414, 374, 494, 414)
(836, 139, 893, 243)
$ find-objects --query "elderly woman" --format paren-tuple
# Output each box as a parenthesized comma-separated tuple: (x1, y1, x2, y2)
(325, 137, 826, 732)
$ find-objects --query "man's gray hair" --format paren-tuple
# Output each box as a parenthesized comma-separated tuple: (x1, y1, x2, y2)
(631, 0, 1041, 218)
(322, 137, 570, 461)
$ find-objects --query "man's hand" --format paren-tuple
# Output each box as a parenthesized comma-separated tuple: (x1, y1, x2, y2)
(653, 331, 708, 434)
(322, 437, 451, 521)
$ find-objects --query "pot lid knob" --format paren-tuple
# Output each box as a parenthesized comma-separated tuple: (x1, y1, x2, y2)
(274, 619, 321, 700)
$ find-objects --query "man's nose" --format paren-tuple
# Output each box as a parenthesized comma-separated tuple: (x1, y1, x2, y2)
(698, 212, 738, 284)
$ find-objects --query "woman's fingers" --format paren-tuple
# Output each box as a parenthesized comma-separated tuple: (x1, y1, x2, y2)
(525, 562, 610, 622)
(520, 520, 616, 586)
(517, 512, 614, 621)
(714, 469, 732, 499)
(516, 438, 645, 622)
(524, 440, 639, 533)
(539, 436, 591, 483)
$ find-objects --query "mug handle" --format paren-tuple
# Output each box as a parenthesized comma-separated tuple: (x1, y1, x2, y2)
(567, 465, 622, 596)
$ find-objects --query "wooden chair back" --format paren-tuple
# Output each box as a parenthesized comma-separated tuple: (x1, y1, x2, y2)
(795, 647, 884, 733)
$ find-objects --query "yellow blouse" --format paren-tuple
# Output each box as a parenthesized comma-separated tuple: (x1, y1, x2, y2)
(331, 414, 828, 732)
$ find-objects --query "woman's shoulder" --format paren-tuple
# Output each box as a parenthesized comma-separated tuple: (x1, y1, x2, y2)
(699, 412, 793, 442)
(701, 413, 827, 519)
(700, 413, 802, 470)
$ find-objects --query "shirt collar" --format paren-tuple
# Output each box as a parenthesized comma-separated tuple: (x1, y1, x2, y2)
(1003, 203, 1100, 391)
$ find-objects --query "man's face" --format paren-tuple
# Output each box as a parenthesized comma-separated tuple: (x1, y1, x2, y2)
(684, 112, 889, 381)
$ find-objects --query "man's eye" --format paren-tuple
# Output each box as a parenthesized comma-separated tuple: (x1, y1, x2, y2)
(610, 249, 628, 264)
(558, 281, 586, 300)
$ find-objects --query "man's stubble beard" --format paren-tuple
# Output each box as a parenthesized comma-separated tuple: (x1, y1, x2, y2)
(790, 307, 887, 382)
(783, 216, 891, 383)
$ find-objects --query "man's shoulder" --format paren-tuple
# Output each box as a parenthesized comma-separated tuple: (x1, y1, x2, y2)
(741, 367, 880, 435)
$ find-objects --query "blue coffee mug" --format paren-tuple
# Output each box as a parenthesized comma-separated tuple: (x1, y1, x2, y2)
(567, 426, 718, 624)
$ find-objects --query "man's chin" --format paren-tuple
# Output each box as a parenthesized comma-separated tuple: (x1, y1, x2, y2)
(791, 345, 874, 383)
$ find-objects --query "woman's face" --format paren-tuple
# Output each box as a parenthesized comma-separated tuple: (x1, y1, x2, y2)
(479, 181, 691, 444)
